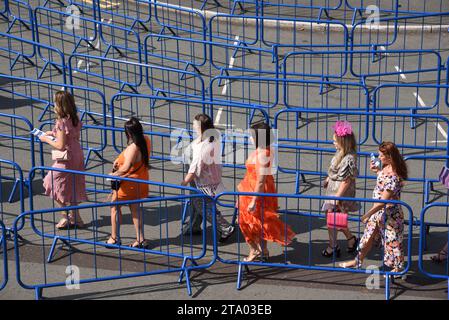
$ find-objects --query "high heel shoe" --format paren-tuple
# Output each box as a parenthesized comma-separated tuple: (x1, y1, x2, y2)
(321, 245, 341, 258)
(243, 250, 261, 262)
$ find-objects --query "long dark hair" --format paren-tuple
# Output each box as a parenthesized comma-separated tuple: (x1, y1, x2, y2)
(194, 114, 217, 143)
(379, 141, 408, 180)
(250, 121, 272, 149)
(54, 91, 79, 127)
(124, 117, 149, 168)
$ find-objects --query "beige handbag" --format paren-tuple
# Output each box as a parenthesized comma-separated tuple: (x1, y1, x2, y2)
(52, 149, 70, 161)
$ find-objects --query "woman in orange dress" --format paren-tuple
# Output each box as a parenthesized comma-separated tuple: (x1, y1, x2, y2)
(238, 122, 296, 262)
(106, 117, 151, 248)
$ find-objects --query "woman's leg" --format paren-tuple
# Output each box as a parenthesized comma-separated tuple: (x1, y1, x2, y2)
(130, 203, 145, 244)
(54, 199, 69, 228)
(384, 210, 404, 272)
(110, 204, 122, 242)
(340, 216, 380, 268)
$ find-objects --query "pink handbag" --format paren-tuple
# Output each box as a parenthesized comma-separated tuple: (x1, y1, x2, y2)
(327, 212, 348, 229)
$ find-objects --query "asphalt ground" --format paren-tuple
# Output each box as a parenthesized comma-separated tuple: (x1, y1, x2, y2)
(0, 0, 449, 300)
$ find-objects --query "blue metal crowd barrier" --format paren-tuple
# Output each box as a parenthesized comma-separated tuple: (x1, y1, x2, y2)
(0, 112, 35, 197)
(0, 159, 25, 238)
(1, 0, 34, 38)
(210, 75, 279, 110)
(0, 74, 107, 125)
(0, 219, 7, 291)
(14, 166, 211, 299)
(0, 31, 67, 83)
(144, 33, 207, 76)
(274, 108, 449, 155)
(282, 78, 370, 111)
(419, 203, 449, 300)
(350, 12, 449, 50)
(372, 83, 449, 113)
(345, 0, 399, 25)
(68, 53, 143, 94)
(94, 0, 152, 32)
(214, 191, 413, 300)
(34, 6, 141, 61)
(153, 1, 206, 39)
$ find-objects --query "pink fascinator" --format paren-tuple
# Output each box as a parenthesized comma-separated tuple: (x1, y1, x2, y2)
(333, 120, 353, 137)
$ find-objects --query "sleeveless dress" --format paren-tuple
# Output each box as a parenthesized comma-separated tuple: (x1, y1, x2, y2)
(237, 149, 296, 246)
(114, 136, 151, 201)
(43, 117, 87, 204)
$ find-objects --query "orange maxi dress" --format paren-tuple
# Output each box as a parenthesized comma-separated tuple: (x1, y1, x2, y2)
(114, 136, 151, 201)
(237, 149, 296, 246)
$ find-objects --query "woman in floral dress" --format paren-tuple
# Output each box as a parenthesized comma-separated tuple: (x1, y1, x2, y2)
(340, 141, 408, 274)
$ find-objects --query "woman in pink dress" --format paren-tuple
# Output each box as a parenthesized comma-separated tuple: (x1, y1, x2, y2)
(40, 91, 88, 229)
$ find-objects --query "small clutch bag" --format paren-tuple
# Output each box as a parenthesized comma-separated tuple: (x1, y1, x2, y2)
(327, 212, 348, 229)
(51, 149, 69, 161)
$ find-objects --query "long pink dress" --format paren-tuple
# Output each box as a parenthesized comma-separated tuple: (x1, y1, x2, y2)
(43, 117, 87, 204)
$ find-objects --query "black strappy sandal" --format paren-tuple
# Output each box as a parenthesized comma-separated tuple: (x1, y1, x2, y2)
(105, 236, 121, 249)
(129, 239, 151, 249)
(322, 245, 341, 258)
(346, 236, 359, 253)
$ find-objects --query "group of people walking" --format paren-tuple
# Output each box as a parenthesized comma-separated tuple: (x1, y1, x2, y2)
(38, 90, 448, 269)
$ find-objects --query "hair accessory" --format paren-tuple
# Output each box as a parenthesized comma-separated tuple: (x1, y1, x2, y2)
(333, 120, 353, 137)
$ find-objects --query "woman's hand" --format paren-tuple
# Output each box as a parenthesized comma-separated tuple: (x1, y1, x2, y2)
(248, 197, 257, 213)
(38, 135, 49, 143)
(180, 180, 188, 187)
(45, 131, 55, 137)
(323, 177, 329, 189)
(370, 161, 380, 173)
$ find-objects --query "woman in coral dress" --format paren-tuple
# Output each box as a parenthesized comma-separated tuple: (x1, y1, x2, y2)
(41, 91, 87, 229)
(238, 122, 296, 262)
(106, 117, 151, 249)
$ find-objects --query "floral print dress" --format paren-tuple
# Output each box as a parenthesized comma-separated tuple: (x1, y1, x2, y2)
(357, 171, 404, 270)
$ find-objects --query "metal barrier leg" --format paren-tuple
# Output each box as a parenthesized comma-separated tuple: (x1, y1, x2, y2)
(237, 263, 243, 290)
(47, 237, 73, 263)
(185, 269, 192, 296)
(35, 287, 43, 300)
(385, 275, 390, 300)
(178, 257, 188, 283)
(447, 280, 449, 300)
(7, 179, 19, 203)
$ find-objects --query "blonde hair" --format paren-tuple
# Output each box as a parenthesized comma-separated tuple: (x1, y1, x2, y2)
(54, 91, 79, 127)
(334, 133, 357, 166)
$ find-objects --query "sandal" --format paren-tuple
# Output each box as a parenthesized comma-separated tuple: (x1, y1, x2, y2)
(56, 218, 71, 230)
(346, 236, 359, 253)
(243, 250, 261, 262)
(322, 245, 341, 258)
(129, 239, 150, 249)
(105, 236, 121, 249)
(431, 250, 448, 263)
(339, 257, 362, 269)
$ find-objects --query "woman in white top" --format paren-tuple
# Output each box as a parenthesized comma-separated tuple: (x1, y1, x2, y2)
(181, 114, 234, 242)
